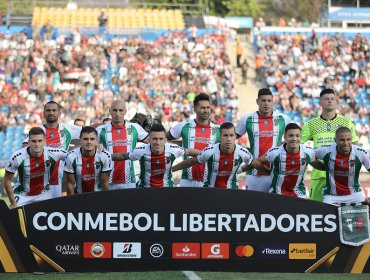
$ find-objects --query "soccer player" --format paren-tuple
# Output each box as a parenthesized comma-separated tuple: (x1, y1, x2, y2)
(249, 123, 324, 198)
(64, 126, 112, 194)
(172, 122, 253, 189)
(315, 127, 370, 205)
(96, 100, 148, 189)
(235, 88, 291, 192)
(112, 124, 200, 188)
(167, 93, 220, 187)
(4, 127, 67, 208)
(301, 88, 359, 201)
(22, 101, 82, 198)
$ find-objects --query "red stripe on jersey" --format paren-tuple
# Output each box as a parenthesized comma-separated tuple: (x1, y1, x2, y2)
(281, 153, 300, 197)
(192, 124, 211, 181)
(49, 160, 60, 185)
(258, 116, 273, 176)
(81, 155, 96, 192)
(45, 127, 61, 148)
(150, 153, 166, 188)
(111, 126, 127, 184)
(29, 155, 45, 195)
(215, 153, 234, 188)
(334, 154, 351, 195)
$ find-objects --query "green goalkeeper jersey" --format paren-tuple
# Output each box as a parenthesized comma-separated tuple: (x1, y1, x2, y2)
(301, 114, 358, 179)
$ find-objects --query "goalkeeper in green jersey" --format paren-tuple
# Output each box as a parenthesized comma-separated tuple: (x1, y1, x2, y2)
(301, 88, 358, 202)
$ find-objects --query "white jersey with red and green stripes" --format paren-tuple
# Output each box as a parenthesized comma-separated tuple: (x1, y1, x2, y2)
(129, 143, 185, 188)
(97, 121, 148, 187)
(169, 120, 220, 182)
(265, 144, 315, 198)
(315, 144, 370, 196)
(5, 147, 67, 195)
(64, 148, 113, 193)
(236, 111, 291, 176)
(197, 143, 253, 189)
(23, 124, 82, 150)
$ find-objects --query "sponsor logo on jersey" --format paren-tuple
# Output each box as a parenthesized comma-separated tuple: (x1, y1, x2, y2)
(83, 242, 111, 259)
(234, 244, 256, 258)
(54, 243, 81, 257)
(150, 244, 164, 258)
(113, 242, 141, 258)
(289, 243, 316, 259)
(172, 243, 200, 259)
(201, 243, 229, 259)
(259, 244, 287, 259)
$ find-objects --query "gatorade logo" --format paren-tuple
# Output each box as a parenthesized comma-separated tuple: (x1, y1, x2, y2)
(234, 244, 255, 258)
(201, 243, 229, 259)
(289, 243, 316, 259)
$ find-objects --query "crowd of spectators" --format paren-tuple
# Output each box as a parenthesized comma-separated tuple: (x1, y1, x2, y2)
(0, 28, 238, 135)
(255, 31, 370, 149)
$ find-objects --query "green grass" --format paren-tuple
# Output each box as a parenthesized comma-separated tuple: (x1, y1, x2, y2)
(0, 272, 369, 280)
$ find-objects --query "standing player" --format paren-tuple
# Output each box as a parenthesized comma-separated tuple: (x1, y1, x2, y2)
(97, 100, 148, 189)
(167, 93, 220, 187)
(315, 127, 369, 205)
(301, 88, 359, 201)
(235, 88, 291, 192)
(4, 128, 67, 208)
(64, 126, 112, 194)
(112, 124, 200, 188)
(173, 122, 253, 189)
(249, 123, 324, 198)
(22, 101, 82, 198)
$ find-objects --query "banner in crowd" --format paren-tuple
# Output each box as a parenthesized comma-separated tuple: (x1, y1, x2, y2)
(0, 188, 369, 273)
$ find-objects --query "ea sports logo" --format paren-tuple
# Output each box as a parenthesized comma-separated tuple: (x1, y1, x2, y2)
(150, 244, 164, 258)
(90, 242, 105, 258)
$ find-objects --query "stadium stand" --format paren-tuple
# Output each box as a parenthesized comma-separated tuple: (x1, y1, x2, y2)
(255, 29, 370, 149)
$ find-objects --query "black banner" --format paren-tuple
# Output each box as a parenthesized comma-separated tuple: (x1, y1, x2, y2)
(0, 188, 369, 273)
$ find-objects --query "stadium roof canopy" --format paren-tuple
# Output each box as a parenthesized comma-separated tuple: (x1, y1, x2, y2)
(329, 0, 370, 7)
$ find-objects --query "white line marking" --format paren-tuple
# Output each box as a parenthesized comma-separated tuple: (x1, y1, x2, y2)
(183, 270, 201, 280)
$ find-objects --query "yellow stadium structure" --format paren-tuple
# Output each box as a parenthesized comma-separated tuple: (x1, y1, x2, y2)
(32, 7, 185, 29)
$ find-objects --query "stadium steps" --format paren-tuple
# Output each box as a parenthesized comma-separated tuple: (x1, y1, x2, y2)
(183, 16, 205, 28)
(9, 14, 32, 26)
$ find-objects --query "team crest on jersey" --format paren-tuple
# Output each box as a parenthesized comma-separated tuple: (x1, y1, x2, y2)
(45, 160, 51, 167)
(224, 159, 229, 165)
(326, 123, 331, 131)
(291, 159, 296, 166)
(117, 129, 121, 135)
(340, 160, 344, 168)
(86, 162, 91, 169)
(95, 162, 101, 169)
(274, 118, 279, 126)
(263, 119, 269, 126)
(350, 160, 355, 167)
(301, 158, 306, 166)
(201, 127, 206, 134)
(35, 162, 40, 169)
(50, 132, 55, 140)
(155, 159, 161, 165)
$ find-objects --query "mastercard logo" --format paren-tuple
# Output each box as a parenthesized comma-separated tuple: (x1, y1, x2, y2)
(235, 245, 255, 257)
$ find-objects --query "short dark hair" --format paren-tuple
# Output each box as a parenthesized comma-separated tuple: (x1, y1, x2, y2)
(102, 117, 111, 124)
(74, 118, 85, 126)
(44, 101, 62, 111)
(29, 127, 45, 138)
(335, 126, 351, 137)
(130, 113, 147, 126)
(194, 93, 210, 107)
(320, 88, 335, 97)
(80, 126, 98, 138)
(257, 88, 272, 98)
(220, 122, 235, 134)
(150, 123, 166, 134)
(285, 123, 301, 133)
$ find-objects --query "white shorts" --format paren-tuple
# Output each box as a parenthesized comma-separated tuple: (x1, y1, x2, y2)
(109, 183, 136, 190)
(14, 190, 52, 207)
(179, 179, 204, 188)
(323, 192, 365, 206)
(246, 175, 270, 192)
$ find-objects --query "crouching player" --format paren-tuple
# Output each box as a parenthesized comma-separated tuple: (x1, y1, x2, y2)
(4, 127, 67, 208)
(64, 126, 112, 194)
